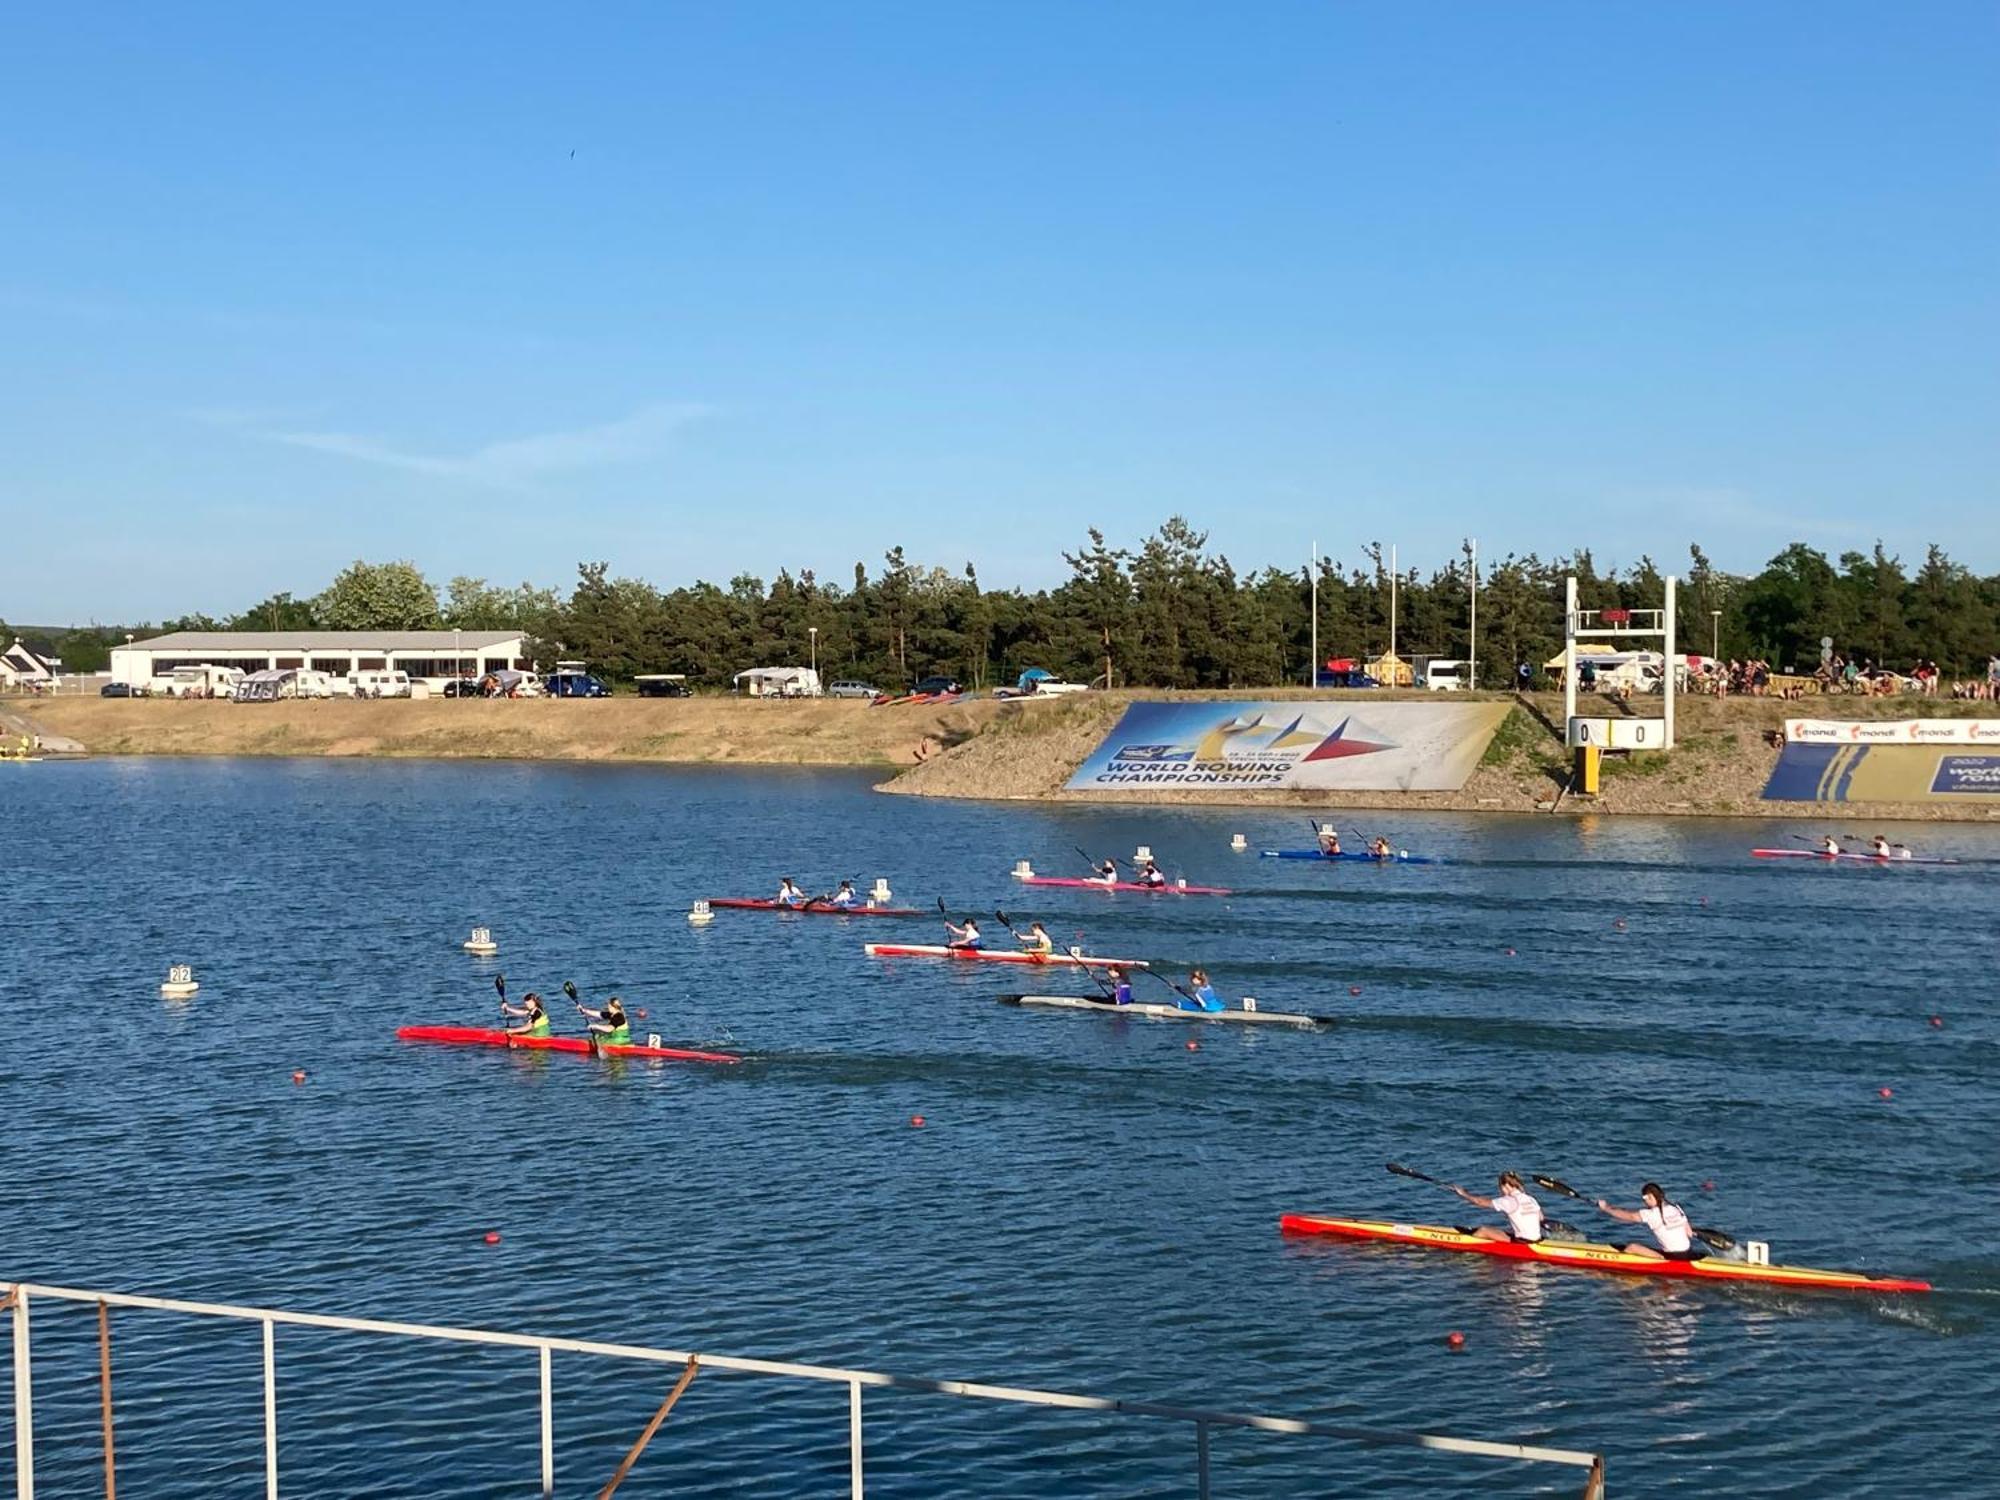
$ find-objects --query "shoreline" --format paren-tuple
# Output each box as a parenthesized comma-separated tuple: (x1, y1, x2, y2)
(12, 691, 2000, 822)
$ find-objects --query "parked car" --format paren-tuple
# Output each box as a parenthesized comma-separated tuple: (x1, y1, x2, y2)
(911, 676, 963, 697)
(634, 674, 691, 698)
(100, 681, 147, 698)
(440, 677, 484, 698)
(827, 680, 879, 699)
(546, 671, 611, 698)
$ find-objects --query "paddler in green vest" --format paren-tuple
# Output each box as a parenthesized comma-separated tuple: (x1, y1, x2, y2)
(499, 990, 552, 1038)
(578, 995, 632, 1048)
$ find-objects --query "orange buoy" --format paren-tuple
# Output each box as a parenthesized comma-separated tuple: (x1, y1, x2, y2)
(290, 1070, 306, 1085)
(1445, 1330, 1466, 1350)
(483, 1231, 501, 1245)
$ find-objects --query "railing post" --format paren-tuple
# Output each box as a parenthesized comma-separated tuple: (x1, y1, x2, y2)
(10, 1288, 32, 1500)
(848, 1379, 864, 1500)
(539, 1346, 554, 1496)
(1582, 1453, 1606, 1499)
(99, 1298, 116, 1499)
(262, 1318, 278, 1499)
(1196, 1419, 1210, 1500)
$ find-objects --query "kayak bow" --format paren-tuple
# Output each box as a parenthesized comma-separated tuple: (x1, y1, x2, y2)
(1001, 994, 1331, 1027)
(396, 1025, 741, 1065)
(1017, 876, 1232, 895)
(1279, 1215, 1929, 1293)
(707, 898, 923, 915)
(864, 944, 1148, 969)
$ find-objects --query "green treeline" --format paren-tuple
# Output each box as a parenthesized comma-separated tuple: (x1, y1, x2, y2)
(15, 523, 1999, 688)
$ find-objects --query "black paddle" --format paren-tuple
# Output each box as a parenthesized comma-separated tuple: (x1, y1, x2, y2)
(1386, 1162, 1459, 1190)
(1139, 968, 1202, 1006)
(1075, 845, 1127, 878)
(1532, 1174, 1736, 1251)
(494, 973, 507, 1009)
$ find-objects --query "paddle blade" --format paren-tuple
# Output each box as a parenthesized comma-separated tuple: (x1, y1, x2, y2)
(1531, 1174, 1586, 1200)
(1386, 1162, 1436, 1183)
(1693, 1225, 1737, 1251)
(562, 980, 579, 1001)
(493, 974, 506, 998)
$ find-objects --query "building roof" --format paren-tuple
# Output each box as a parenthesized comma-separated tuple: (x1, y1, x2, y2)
(122, 630, 522, 651)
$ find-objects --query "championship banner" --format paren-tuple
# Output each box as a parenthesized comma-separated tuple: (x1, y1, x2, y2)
(1763, 742, 2000, 803)
(1066, 701, 1512, 792)
(1784, 718, 2000, 746)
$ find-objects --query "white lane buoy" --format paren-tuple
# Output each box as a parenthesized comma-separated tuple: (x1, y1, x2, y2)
(161, 964, 199, 999)
(1135, 845, 1153, 862)
(1011, 859, 1034, 880)
(463, 926, 498, 955)
(688, 900, 714, 926)
(1230, 834, 1247, 851)
(1242, 996, 1259, 1012)
(871, 878, 893, 903)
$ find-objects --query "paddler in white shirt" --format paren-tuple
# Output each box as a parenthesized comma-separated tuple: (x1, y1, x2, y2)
(1133, 855, 1168, 888)
(1454, 1171, 1544, 1243)
(944, 917, 983, 951)
(1315, 825, 1342, 856)
(1597, 1182, 1705, 1261)
(1870, 835, 1892, 858)
(1090, 857, 1120, 885)
(1819, 835, 1843, 856)
(776, 877, 809, 907)
(828, 879, 860, 908)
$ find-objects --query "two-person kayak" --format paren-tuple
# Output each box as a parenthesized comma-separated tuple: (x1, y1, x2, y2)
(397, 1025, 740, 1065)
(1000, 994, 1332, 1027)
(707, 897, 923, 915)
(864, 943, 1148, 969)
(1278, 1214, 1929, 1293)
(1750, 849, 1957, 865)
(1260, 849, 1439, 864)
(1016, 875, 1232, 895)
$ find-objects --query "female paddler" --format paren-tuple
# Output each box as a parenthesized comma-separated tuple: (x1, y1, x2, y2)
(499, 990, 551, 1039)
(1597, 1183, 1705, 1260)
(1017, 921, 1055, 956)
(1454, 1172, 1544, 1243)
(578, 996, 633, 1050)
(944, 917, 982, 951)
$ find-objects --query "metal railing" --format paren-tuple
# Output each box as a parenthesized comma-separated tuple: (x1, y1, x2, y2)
(5, 1280, 1606, 1498)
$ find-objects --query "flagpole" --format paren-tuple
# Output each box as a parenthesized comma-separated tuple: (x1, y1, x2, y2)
(1310, 540, 1318, 689)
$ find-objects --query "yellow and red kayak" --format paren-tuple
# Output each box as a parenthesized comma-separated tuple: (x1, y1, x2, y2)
(1278, 1215, 1929, 1294)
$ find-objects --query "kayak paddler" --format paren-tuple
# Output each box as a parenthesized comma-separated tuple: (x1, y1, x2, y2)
(1368, 835, 1393, 860)
(1017, 921, 1055, 955)
(499, 990, 551, 1038)
(777, 877, 809, 908)
(829, 879, 860, 908)
(1105, 965, 1134, 1005)
(1596, 1183, 1705, 1261)
(1891, 843, 1914, 861)
(1871, 834, 1892, 858)
(1454, 1171, 1544, 1244)
(1315, 825, 1342, 856)
(945, 917, 983, 951)
(578, 996, 633, 1048)
(1133, 856, 1168, 888)
(1819, 834, 1842, 856)
(1179, 968, 1226, 1013)
(1090, 857, 1120, 885)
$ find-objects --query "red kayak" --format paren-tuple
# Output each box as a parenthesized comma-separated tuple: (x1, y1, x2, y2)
(1280, 1215, 1929, 1294)
(863, 943, 1148, 969)
(396, 1025, 741, 1065)
(1017, 876, 1232, 896)
(707, 898, 922, 916)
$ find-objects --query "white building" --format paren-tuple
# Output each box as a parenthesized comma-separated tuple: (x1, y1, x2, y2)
(110, 631, 529, 688)
(0, 638, 59, 689)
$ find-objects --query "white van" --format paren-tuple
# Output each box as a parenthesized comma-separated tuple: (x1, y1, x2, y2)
(156, 664, 246, 699)
(1423, 660, 1469, 692)
(347, 669, 412, 699)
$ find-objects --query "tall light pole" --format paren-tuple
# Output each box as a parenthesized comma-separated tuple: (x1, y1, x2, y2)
(809, 626, 818, 680)
(1388, 543, 1398, 683)
(1309, 540, 1318, 689)
(1466, 538, 1478, 690)
(1710, 610, 1721, 660)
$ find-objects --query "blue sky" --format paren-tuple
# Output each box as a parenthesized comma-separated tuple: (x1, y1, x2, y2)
(3, 2, 1995, 622)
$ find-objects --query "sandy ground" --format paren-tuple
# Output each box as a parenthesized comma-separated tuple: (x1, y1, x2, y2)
(12, 694, 1013, 767)
(13, 689, 1999, 821)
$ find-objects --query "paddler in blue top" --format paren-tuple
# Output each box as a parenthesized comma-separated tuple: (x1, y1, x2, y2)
(1180, 968, 1226, 1013)
(944, 917, 983, 951)
(499, 990, 551, 1038)
(578, 996, 632, 1047)
(1017, 921, 1055, 956)
(1315, 825, 1342, 856)
(828, 879, 860, 908)
(776, 877, 809, 907)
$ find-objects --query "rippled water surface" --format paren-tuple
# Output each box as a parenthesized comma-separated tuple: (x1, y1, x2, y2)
(2, 758, 1996, 1496)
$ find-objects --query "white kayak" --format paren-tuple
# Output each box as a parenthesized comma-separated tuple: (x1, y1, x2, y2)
(998, 994, 1334, 1028)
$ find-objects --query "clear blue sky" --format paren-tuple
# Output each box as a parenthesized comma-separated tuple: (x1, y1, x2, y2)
(4, 2, 1995, 623)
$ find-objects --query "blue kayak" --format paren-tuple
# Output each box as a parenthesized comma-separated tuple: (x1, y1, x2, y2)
(1259, 849, 1440, 864)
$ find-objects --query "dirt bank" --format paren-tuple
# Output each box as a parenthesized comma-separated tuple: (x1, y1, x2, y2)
(16, 695, 1013, 768)
(878, 692, 2000, 821)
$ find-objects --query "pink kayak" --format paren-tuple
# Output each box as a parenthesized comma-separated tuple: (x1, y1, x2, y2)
(1017, 876, 1232, 895)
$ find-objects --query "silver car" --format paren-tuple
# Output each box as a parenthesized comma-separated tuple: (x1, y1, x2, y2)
(827, 680, 879, 699)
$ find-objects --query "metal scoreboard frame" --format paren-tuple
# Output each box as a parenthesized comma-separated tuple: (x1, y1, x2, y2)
(1562, 574, 1677, 751)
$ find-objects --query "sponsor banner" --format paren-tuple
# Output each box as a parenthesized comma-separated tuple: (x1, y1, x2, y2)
(1783, 718, 2000, 746)
(1066, 701, 1512, 792)
(1763, 744, 2000, 802)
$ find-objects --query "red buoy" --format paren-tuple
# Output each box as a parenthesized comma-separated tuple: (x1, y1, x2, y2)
(1878, 1087, 1893, 1099)
(290, 1070, 306, 1085)
(1613, 919, 1627, 930)
(910, 1115, 925, 1128)
(1445, 1330, 1466, 1350)
(1701, 1180, 1716, 1193)
(1503, 947, 1516, 958)
(483, 1231, 501, 1245)
(1349, 985, 1362, 996)
(1929, 1016, 1943, 1028)
(1186, 1039, 1199, 1051)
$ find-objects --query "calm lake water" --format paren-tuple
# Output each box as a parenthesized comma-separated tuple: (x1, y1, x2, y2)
(2, 758, 1995, 1496)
